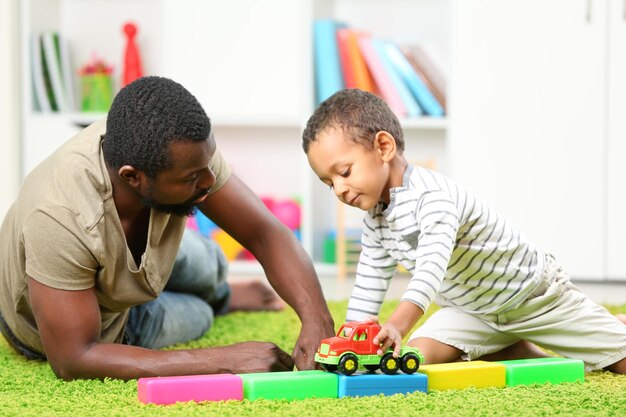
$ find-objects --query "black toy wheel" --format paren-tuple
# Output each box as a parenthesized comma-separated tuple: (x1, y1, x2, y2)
(322, 364, 338, 373)
(379, 353, 400, 375)
(400, 353, 419, 374)
(338, 353, 359, 375)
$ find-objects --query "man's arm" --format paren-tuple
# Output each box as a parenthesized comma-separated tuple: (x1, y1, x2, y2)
(28, 277, 294, 380)
(199, 174, 335, 370)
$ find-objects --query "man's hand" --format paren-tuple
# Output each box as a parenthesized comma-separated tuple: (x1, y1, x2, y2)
(373, 322, 403, 357)
(217, 341, 294, 374)
(291, 319, 335, 370)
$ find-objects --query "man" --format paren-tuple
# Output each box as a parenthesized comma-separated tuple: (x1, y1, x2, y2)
(0, 76, 334, 380)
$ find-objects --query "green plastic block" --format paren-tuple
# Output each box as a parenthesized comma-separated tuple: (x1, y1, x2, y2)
(497, 357, 585, 386)
(238, 370, 338, 401)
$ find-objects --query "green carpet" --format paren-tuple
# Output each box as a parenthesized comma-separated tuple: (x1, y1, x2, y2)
(1, 301, 625, 417)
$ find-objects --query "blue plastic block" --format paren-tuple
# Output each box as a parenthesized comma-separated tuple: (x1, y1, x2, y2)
(337, 372, 428, 398)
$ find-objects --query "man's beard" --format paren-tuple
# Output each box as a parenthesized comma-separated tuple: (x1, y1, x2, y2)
(139, 183, 209, 217)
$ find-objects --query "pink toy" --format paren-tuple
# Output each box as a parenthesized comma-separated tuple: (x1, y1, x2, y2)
(185, 215, 199, 231)
(260, 196, 276, 212)
(138, 374, 243, 405)
(272, 200, 301, 230)
(122, 22, 143, 87)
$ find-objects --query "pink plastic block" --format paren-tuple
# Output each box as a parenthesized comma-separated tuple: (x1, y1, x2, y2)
(137, 374, 243, 405)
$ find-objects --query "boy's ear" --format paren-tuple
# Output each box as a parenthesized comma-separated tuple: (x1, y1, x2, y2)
(118, 165, 145, 190)
(374, 131, 397, 162)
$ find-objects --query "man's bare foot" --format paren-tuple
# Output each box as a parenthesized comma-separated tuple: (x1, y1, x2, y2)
(616, 313, 626, 325)
(228, 281, 285, 312)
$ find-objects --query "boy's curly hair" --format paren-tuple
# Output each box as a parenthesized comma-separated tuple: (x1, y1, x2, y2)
(102, 76, 211, 177)
(302, 89, 404, 154)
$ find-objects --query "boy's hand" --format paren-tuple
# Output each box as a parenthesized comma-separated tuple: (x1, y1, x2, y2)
(373, 322, 403, 358)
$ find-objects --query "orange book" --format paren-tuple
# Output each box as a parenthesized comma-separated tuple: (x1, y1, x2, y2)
(336, 28, 377, 94)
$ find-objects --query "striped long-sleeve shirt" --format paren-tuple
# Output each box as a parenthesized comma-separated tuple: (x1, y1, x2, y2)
(346, 165, 545, 322)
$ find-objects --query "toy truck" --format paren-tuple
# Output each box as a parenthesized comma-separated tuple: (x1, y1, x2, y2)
(314, 321, 425, 376)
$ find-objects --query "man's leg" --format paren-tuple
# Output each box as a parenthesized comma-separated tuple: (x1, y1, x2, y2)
(165, 228, 231, 314)
(169, 228, 283, 312)
(125, 291, 214, 349)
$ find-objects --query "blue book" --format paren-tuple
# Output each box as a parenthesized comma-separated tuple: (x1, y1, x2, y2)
(373, 38, 422, 117)
(314, 19, 345, 105)
(383, 41, 444, 117)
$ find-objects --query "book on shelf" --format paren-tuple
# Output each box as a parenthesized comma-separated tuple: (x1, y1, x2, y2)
(38, 33, 58, 111)
(401, 44, 447, 112)
(59, 33, 76, 111)
(336, 27, 377, 94)
(41, 31, 69, 112)
(384, 41, 444, 117)
(313, 19, 345, 105)
(373, 38, 422, 118)
(311, 22, 447, 120)
(357, 34, 407, 117)
(32, 31, 75, 113)
(30, 32, 50, 112)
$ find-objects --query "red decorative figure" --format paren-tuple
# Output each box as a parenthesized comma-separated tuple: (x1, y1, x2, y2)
(122, 22, 143, 87)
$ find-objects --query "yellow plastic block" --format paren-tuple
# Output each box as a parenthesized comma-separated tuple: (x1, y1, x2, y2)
(417, 361, 506, 391)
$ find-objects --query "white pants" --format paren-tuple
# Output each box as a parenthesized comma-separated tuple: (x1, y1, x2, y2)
(410, 255, 626, 371)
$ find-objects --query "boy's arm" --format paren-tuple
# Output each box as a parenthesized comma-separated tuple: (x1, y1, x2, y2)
(346, 216, 397, 322)
(373, 301, 424, 356)
(199, 174, 335, 370)
(376, 190, 460, 355)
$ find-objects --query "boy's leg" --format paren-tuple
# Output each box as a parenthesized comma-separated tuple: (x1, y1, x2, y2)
(606, 357, 626, 374)
(408, 307, 526, 364)
(408, 336, 548, 364)
(408, 336, 464, 364)
(477, 340, 551, 361)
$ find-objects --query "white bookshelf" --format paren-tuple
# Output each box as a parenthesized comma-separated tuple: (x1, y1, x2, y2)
(19, 0, 451, 276)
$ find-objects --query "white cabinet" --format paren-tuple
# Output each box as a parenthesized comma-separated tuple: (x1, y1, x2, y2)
(449, 0, 625, 280)
(607, 0, 626, 279)
(19, 0, 450, 276)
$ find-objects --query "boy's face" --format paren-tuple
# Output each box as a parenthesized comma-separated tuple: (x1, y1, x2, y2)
(307, 128, 392, 211)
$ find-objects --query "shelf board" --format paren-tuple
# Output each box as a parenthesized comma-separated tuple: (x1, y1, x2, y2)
(228, 260, 338, 279)
(28, 112, 448, 131)
(26, 112, 304, 130)
(400, 116, 448, 130)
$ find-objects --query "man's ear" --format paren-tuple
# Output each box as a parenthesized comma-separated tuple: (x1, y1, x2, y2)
(118, 165, 144, 190)
(374, 131, 397, 162)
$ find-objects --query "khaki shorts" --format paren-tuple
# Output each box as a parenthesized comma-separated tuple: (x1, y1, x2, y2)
(410, 255, 626, 371)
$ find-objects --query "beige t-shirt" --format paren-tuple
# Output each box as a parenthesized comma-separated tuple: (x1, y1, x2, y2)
(0, 119, 231, 353)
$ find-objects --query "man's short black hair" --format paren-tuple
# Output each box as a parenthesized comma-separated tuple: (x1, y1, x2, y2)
(302, 89, 404, 154)
(102, 76, 211, 177)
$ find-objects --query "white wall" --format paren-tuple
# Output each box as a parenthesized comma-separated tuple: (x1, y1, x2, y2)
(0, 0, 21, 220)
